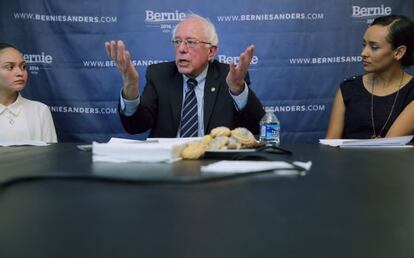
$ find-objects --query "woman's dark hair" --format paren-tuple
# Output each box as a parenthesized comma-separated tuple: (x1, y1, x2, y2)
(371, 15, 414, 67)
(0, 42, 19, 52)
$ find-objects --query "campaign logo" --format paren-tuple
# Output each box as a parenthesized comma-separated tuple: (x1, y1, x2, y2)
(144, 10, 186, 33)
(352, 4, 392, 23)
(23, 52, 53, 75)
(217, 54, 259, 69)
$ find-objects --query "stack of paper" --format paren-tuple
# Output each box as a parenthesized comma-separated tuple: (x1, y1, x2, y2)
(319, 135, 413, 148)
(92, 137, 199, 163)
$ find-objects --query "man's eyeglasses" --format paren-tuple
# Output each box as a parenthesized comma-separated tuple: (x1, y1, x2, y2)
(171, 38, 212, 48)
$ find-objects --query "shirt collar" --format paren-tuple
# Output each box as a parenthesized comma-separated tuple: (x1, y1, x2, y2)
(0, 94, 23, 116)
(182, 64, 209, 86)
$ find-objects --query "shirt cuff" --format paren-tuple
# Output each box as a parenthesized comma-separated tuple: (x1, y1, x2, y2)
(119, 89, 140, 116)
(229, 82, 249, 111)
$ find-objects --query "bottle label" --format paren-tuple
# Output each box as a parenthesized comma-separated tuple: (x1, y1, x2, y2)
(260, 123, 280, 140)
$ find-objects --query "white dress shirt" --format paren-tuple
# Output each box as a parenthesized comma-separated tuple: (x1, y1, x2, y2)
(0, 94, 57, 142)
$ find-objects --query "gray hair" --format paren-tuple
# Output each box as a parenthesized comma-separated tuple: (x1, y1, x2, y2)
(172, 13, 219, 47)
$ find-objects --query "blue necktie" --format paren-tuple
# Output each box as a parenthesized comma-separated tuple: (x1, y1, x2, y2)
(180, 79, 198, 137)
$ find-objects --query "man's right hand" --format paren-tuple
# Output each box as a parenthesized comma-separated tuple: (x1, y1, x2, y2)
(105, 40, 139, 99)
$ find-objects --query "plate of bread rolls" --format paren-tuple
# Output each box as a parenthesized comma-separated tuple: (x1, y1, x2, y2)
(180, 126, 262, 160)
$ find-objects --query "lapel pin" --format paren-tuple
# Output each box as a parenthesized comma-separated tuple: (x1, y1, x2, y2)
(211, 87, 216, 92)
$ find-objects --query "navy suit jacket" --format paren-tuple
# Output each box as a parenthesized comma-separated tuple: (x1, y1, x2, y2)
(119, 60, 264, 137)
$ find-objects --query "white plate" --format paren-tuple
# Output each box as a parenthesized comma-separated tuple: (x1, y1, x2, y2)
(205, 149, 256, 153)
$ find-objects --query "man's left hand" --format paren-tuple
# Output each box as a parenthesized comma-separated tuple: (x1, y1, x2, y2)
(226, 45, 255, 95)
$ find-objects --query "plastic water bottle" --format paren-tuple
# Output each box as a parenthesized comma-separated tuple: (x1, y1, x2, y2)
(259, 107, 280, 146)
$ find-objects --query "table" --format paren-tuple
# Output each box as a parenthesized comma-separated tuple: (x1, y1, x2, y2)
(1, 143, 414, 258)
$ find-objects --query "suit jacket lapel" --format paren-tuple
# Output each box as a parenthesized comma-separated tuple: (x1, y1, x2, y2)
(203, 62, 221, 130)
(169, 71, 184, 131)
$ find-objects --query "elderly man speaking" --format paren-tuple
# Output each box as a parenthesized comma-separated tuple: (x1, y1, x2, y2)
(105, 13, 264, 138)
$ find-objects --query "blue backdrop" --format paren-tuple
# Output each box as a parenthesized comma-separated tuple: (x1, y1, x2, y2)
(1, 0, 413, 143)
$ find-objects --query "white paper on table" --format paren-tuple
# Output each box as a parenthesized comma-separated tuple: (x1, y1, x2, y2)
(0, 140, 49, 147)
(107, 137, 147, 144)
(201, 160, 312, 175)
(107, 137, 200, 145)
(92, 137, 200, 163)
(319, 135, 413, 148)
